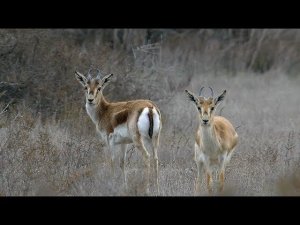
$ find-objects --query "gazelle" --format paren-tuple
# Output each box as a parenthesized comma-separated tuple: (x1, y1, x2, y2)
(185, 87, 238, 194)
(75, 68, 162, 194)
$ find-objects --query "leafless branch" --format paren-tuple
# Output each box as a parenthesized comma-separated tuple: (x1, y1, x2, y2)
(0, 100, 13, 116)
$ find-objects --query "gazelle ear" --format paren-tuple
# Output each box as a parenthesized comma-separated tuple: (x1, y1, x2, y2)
(214, 90, 226, 106)
(185, 90, 199, 105)
(75, 71, 87, 87)
(101, 73, 113, 88)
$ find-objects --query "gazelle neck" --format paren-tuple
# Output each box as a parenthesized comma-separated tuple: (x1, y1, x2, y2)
(199, 118, 217, 142)
(86, 94, 109, 125)
(200, 123, 214, 136)
(97, 94, 109, 110)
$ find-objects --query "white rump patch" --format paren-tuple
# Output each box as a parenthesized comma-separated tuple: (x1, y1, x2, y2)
(137, 107, 161, 138)
(137, 107, 150, 137)
(152, 108, 160, 134)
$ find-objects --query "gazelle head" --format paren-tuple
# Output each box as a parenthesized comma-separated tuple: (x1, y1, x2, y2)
(75, 68, 113, 105)
(185, 87, 226, 126)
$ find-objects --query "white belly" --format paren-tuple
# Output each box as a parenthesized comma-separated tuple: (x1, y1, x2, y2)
(109, 123, 132, 145)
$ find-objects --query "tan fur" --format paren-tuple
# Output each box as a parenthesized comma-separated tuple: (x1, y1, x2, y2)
(95, 96, 157, 135)
(195, 132, 201, 146)
(213, 116, 238, 151)
(186, 89, 238, 194)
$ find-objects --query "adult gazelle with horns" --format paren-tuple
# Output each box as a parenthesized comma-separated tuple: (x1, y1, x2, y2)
(185, 87, 238, 194)
(75, 68, 162, 194)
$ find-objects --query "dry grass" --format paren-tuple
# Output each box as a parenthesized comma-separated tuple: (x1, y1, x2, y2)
(0, 29, 300, 196)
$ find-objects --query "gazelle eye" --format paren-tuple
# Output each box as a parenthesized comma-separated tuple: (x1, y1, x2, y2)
(197, 107, 201, 111)
(84, 86, 87, 90)
(211, 107, 214, 111)
(97, 87, 101, 91)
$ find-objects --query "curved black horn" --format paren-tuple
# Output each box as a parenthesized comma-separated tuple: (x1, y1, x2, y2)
(199, 87, 205, 96)
(209, 86, 214, 98)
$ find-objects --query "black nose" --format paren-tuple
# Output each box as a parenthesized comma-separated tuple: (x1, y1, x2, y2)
(203, 119, 209, 124)
(88, 99, 93, 103)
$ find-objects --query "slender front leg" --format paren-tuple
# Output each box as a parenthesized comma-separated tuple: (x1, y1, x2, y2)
(219, 169, 225, 193)
(195, 160, 204, 195)
(194, 144, 204, 195)
(107, 134, 115, 175)
(202, 156, 213, 194)
(206, 171, 213, 194)
(120, 144, 128, 189)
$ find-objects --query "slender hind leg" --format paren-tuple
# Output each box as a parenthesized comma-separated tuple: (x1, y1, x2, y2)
(133, 133, 150, 195)
(152, 134, 160, 195)
(219, 169, 225, 193)
(143, 134, 160, 195)
(226, 149, 235, 164)
(217, 149, 235, 193)
(206, 171, 213, 194)
(120, 144, 128, 189)
(217, 153, 227, 193)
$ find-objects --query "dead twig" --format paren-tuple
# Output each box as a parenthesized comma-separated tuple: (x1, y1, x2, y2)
(0, 100, 13, 116)
(235, 125, 242, 130)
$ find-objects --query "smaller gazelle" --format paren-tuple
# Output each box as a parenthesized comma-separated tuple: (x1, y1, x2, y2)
(185, 87, 238, 194)
(75, 68, 162, 194)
